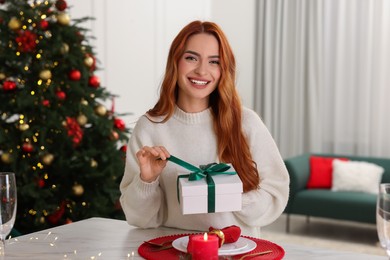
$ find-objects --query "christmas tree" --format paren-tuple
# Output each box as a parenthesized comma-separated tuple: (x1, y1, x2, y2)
(0, 0, 129, 234)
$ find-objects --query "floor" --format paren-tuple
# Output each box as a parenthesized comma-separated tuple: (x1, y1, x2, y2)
(261, 214, 386, 256)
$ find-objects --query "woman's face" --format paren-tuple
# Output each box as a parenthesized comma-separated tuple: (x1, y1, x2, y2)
(176, 33, 221, 112)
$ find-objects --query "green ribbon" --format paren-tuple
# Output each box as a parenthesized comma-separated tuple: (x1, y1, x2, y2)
(168, 155, 236, 213)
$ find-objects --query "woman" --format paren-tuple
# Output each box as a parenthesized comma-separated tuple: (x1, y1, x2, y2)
(119, 20, 289, 237)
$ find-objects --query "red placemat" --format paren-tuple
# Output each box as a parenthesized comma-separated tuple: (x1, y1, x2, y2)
(138, 234, 285, 260)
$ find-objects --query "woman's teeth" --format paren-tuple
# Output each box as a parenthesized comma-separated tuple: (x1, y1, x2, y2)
(190, 79, 208, 85)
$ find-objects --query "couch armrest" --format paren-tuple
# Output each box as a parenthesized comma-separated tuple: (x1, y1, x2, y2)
(284, 154, 310, 212)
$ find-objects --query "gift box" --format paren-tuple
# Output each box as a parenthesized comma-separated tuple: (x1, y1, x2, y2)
(177, 165, 243, 215)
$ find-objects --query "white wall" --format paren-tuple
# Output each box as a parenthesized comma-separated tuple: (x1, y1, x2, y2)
(67, 0, 256, 127)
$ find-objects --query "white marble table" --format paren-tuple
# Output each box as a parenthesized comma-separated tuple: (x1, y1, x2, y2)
(4, 217, 387, 259)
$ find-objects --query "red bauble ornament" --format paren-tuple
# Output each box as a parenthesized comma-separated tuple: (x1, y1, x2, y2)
(69, 69, 81, 81)
(2, 80, 17, 91)
(22, 143, 34, 153)
(38, 179, 45, 188)
(120, 145, 127, 153)
(55, 0, 67, 11)
(114, 118, 126, 131)
(88, 75, 100, 88)
(56, 91, 66, 100)
(40, 20, 49, 30)
(42, 99, 50, 106)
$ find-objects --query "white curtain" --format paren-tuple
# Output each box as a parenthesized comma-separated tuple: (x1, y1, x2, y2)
(254, 0, 390, 159)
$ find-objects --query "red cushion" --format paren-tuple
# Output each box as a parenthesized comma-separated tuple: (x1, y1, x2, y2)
(307, 156, 348, 189)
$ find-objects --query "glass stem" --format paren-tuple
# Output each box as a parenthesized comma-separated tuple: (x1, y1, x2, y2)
(0, 238, 4, 259)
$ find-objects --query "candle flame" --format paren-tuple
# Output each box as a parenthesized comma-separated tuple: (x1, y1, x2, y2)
(204, 232, 208, 241)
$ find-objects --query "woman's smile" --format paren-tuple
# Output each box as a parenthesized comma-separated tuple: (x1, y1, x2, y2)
(188, 77, 210, 88)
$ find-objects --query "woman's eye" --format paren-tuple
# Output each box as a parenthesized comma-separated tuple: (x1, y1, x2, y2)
(210, 60, 220, 65)
(185, 56, 197, 61)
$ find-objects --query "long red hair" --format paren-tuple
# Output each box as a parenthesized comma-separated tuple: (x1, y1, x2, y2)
(148, 21, 259, 192)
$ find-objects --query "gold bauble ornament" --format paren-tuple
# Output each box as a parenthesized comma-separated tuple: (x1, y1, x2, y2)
(42, 153, 54, 165)
(77, 114, 88, 126)
(72, 184, 84, 196)
(39, 69, 52, 80)
(0, 73, 6, 80)
(110, 130, 119, 141)
(19, 123, 30, 131)
(57, 13, 70, 25)
(84, 56, 94, 67)
(8, 17, 21, 30)
(1, 153, 12, 164)
(80, 99, 88, 106)
(61, 43, 69, 54)
(40, 217, 45, 224)
(95, 105, 107, 116)
(90, 159, 98, 168)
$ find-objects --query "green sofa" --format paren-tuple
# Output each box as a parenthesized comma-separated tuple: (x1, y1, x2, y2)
(284, 153, 390, 232)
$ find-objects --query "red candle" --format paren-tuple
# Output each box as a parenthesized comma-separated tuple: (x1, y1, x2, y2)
(189, 233, 219, 260)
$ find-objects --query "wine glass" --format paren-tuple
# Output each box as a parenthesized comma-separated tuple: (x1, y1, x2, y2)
(377, 183, 390, 256)
(0, 172, 17, 257)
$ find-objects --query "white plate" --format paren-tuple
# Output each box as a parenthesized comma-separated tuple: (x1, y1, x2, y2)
(172, 236, 257, 256)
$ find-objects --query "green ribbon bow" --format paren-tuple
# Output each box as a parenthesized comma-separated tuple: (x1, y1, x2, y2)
(168, 155, 236, 213)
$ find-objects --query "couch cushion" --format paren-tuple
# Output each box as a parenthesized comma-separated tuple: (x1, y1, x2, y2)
(306, 156, 348, 189)
(291, 189, 376, 223)
(332, 159, 384, 194)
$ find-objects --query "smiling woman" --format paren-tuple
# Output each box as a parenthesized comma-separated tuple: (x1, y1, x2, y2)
(119, 20, 290, 238)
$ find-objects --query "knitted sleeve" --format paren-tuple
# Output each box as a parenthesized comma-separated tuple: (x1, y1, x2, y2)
(119, 116, 166, 228)
(233, 108, 290, 227)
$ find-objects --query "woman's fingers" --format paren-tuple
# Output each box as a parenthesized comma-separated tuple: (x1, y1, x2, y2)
(156, 146, 170, 160)
(138, 146, 170, 160)
(136, 146, 170, 183)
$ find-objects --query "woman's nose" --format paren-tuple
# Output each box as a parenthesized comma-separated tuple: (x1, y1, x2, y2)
(194, 61, 207, 75)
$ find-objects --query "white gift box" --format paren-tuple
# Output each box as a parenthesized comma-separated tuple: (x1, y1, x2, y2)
(177, 167, 243, 215)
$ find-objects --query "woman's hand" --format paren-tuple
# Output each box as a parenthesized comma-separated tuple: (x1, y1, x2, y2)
(136, 146, 170, 183)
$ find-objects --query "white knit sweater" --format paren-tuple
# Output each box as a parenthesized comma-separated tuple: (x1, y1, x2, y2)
(119, 106, 289, 237)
